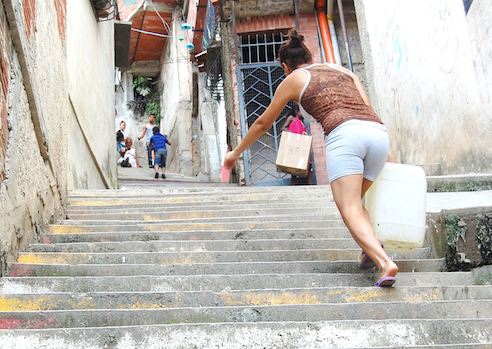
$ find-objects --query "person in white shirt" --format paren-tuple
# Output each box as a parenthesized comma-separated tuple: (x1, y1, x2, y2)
(117, 137, 141, 168)
(137, 114, 156, 168)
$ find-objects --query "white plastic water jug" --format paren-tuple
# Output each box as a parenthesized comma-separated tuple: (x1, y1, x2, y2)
(364, 162, 427, 250)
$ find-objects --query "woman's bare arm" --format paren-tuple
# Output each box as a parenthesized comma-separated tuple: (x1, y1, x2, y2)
(224, 72, 305, 167)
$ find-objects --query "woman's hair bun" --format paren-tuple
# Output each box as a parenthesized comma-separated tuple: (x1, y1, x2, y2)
(287, 28, 304, 47)
(278, 27, 312, 68)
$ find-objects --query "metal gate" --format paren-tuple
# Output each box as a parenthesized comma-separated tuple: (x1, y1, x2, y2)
(237, 63, 293, 185)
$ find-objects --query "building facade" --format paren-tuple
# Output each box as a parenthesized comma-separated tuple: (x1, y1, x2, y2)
(192, 0, 491, 185)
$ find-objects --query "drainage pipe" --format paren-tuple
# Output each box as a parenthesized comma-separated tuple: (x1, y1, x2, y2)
(316, 0, 336, 64)
(336, 0, 353, 71)
(327, 0, 342, 65)
(314, 8, 326, 63)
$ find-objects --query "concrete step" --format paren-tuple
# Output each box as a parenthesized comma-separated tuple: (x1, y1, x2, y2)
(16, 248, 432, 265)
(67, 193, 333, 207)
(1, 286, 491, 310)
(68, 185, 332, 197)
(66, 200, 337, 212)
(58, 213, 342, 225)
(41, 228, 352, 243)
(359, 345, 492, 349)
(67, 195, 333, 205)
(67, 191, 332, 202)
(9, 259, 444, 277)
(65, 201, 336, 214)
(369, 345, 492, 349)
(66, 207, 341, 221)
(0, 300, 491, 329)
(0, 272, 476, 293)
(48, 220, 347, 234)
(0, 319, 489, 348)
(27, 238, 361, 252)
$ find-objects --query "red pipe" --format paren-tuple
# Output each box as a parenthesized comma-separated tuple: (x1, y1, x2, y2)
(316, 0, 336, 63)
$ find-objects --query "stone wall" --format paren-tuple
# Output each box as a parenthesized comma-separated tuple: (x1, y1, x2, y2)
(0, 0, 115, 274)
(427, 207, 492, 271)
(354, 0, 491, 175)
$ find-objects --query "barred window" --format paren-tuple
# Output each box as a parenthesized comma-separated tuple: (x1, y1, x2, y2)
(239, 32, 287, 64)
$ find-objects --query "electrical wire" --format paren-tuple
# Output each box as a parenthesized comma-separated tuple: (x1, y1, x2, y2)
(131, 28, 171, 38)
(148, 0, 172, 34)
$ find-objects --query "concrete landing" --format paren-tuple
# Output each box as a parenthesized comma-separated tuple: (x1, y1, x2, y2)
(427, 190, 492, 213)
(117, 167, 232, 189)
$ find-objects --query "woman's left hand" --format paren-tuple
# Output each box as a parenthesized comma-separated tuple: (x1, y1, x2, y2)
(224, 150, 240, 169)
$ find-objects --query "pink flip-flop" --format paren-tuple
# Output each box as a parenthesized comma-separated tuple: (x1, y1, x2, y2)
(375, 276, 396, 287)
(220, 165, 232, 183)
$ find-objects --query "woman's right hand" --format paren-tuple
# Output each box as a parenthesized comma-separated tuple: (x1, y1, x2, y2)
(224, 150, 240, 170)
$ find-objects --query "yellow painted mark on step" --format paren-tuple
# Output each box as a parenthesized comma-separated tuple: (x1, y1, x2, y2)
(344, 289, 382, 303)
(400, 289, 443, 303)
(161, 257, 194, 265)
(344, 288, 444, 303)
(0, 296, 52, 311)
(17, 254, 70, 265)
(143, 215, 158, 221)
(220, 291, 320, 306)
(163, 212, 216, 220)
(49, 225, 86, 234)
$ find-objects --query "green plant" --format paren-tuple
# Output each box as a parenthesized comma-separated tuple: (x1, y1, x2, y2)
(129, 76, 161, 123)
(145, 99, 160, 117)
(133, 76, 152, 97)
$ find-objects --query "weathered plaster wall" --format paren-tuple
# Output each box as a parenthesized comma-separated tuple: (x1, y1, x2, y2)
(0, 49, 61, 275)
(354, 0, 491, 175)
(66, 0, 117, 188)
(160, 13, 194, 176)
(467, 0, 492, 105)
(0, 0, 67, 274)
(1, 0, 116, 274)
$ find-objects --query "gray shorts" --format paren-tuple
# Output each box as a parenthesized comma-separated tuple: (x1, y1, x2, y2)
(325, 119, 389, 183)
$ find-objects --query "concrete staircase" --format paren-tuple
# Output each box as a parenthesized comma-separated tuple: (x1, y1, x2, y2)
(0, 185, 491, 348)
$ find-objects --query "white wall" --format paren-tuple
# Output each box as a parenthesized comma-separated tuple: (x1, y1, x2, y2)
(160, 13, 194, 176)
(114, 71, 149, 167)
(66, 0, 117, 188)
(198, 73, 223, 181)
(467, 0, 492, 105)
(355, 0, 491, 174)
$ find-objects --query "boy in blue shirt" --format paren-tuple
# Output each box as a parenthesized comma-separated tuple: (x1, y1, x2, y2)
(149, 126, 171, 179)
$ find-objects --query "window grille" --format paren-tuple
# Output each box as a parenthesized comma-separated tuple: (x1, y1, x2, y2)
(90, 0, 118, 21)
(239, 32, 287, 64)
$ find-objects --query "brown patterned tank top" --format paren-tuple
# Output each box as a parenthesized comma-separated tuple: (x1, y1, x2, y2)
(298, 64, 382, 135)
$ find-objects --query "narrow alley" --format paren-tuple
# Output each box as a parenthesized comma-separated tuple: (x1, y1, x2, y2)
(0, 0, 491, 348)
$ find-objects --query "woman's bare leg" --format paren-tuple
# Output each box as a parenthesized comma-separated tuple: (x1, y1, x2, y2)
(330, 174, 398, 280)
